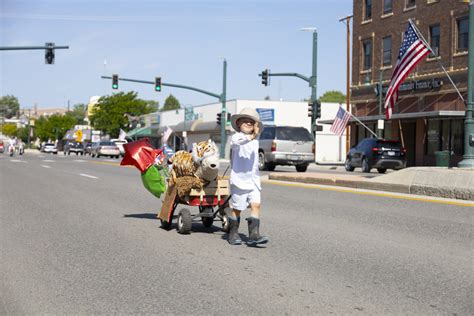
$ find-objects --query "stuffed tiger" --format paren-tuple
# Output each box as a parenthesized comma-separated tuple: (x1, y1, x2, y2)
(169, 139, 219, 186)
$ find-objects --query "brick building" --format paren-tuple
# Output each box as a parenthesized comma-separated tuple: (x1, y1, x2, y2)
(350, 0, 469, 166)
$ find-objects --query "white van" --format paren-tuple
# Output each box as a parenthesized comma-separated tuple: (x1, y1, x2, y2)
(110, 139, 128, 157)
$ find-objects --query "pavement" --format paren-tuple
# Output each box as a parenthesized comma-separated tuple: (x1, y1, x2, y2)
(269, 166, 474, 201)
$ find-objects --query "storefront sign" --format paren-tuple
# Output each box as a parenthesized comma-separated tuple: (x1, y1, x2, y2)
(376, 78, 443, 96)
(256, 108, 275, 124)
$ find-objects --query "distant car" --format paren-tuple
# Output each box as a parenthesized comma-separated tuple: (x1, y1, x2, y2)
(83, 142, 93, 156)
(91, 141, 120, 158)
(258, 125, 315, 172)
(345, 138, 407, 173)
(43, 143, 58, 154)
(0, 140, 4, 153)
(110, 139, 128, 157)
(63, 141, 84, 155)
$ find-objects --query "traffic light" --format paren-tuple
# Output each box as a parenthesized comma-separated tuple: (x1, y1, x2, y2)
(45, 42, 55, 64)
(226, 112, 231, 125)
(315, 101, 322, 119)
(261, 69, 269, 86)
(216, 112, 222, 125)
(112, 74, 119, 89)
(154, 77, 162, 92)
(308, 102, 314, 117)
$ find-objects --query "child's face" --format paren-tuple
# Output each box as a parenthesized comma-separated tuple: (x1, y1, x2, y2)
(237, 118, 255, 134)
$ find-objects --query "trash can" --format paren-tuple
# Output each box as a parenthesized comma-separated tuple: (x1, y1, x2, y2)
(434, 150, 450, 167)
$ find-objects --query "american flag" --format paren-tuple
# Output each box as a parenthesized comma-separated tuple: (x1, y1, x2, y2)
(330, 107, 351, 137)
(384, 21, 430, 119)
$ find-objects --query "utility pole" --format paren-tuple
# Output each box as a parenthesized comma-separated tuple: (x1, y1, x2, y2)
(339, 15, 353, 153)
(458, 0, 474, 168)
(220, 59, 227, 158)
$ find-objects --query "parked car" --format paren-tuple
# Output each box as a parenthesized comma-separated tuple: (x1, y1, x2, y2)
(0, 140, 4, 153)
(91, 141, 120, 158)
(83, 142, 93, 155)
(345, 138, 407, 173)
(63, 141, 84, 155)
(258, 125, 315, 172)
(43, 143, 58, 154)
(110, 139, 128, 157)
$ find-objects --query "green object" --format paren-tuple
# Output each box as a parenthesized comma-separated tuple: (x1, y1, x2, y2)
(141, 165, 166, 198)
(458, 1, 474, 168)
(434, 151, 450, 167)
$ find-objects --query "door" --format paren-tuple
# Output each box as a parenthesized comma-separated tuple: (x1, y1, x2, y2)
(401, 121, 416, 167)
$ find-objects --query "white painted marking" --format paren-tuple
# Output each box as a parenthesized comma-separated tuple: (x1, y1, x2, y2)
(79, 173, 98, 179)
(41, 165, 51, 169)
(10, 159, 27, 163)
(42, 160, 54, 162)
(74, 160, 85, 162)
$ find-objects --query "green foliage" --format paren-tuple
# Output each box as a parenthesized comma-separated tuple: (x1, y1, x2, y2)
(16, 127, 29, 143)
(1, 123, 17, 137)
(69, 103, 87, 124)
(89, 91, 155, 138)
(319, 90, 346, 103)
(161, 94, 181, 111)
(144, 100, 159, 112)
(35, 114, 76, 141)
(0, 95, 20, 119)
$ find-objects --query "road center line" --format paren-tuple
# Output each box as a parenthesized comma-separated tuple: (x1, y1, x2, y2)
(42, 160, 54, 163)
(41, 165, 51, 169)
(10, 160, 27, 163)
(79, 173, 98, 179)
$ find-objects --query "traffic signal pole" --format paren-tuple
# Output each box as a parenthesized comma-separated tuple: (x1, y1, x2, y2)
(101, 59, 228, 158)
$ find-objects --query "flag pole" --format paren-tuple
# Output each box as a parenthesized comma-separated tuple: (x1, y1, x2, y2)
(409, 19, 465, 102)
(348, 112, 379, 138)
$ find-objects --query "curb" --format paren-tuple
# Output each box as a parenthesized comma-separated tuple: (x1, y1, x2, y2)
(268, 173, 473, 201)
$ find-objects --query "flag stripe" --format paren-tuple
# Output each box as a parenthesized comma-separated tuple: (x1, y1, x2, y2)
(384, 22, 429, 119)
(330, 107, 351, 137)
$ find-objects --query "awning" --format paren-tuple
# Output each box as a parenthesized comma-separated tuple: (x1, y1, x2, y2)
(318, 110, 466, 125)
(173, 119, 203, 132)
(127, 126, 152, 137)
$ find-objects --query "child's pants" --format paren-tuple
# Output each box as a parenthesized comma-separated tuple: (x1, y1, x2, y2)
(230, 184, 261, 211)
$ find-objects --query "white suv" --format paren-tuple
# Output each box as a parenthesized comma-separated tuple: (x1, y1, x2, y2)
(111, 139, 128, 157)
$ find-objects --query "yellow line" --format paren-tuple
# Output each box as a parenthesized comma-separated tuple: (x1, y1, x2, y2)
(262, 180, 474, 207)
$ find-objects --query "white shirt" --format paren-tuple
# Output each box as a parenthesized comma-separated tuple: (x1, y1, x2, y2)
(230, 132, 261, 190)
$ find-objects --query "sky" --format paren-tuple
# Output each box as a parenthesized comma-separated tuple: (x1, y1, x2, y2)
(0, 0, 352, 110)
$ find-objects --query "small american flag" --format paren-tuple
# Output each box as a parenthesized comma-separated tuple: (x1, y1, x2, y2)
(162, 126, 173, 144)
(384, 21, 430, 119)
(330, 107, 351, 137)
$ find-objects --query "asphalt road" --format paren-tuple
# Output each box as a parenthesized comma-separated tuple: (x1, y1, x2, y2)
(1, 153, 472, 314)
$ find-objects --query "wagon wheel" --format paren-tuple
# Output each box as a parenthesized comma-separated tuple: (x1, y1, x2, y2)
(159, 218, 172, 230)
(200, 206, 214, 228)
(221, 208, 231, 233)
(177, 208, 192, 234)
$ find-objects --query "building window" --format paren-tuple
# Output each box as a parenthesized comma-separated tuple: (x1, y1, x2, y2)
(363, 40, 372, 70)
(382, 36, 392, 66)
(426, 120, 440, 155)
(457, 17, 469, 53)
(364, 0, 372, 21)
(383, 0, 393, 14)
(405, 0, 416, 8)
(429, 24, 440, 57)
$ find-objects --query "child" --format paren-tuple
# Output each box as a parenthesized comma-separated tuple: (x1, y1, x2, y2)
(228, 108, 268, 246)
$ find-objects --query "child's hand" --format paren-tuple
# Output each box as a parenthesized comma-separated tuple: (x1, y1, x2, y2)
(253, 122, 260, 136)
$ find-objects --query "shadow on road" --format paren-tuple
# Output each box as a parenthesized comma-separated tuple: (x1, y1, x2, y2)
(123, 213, 158, 220)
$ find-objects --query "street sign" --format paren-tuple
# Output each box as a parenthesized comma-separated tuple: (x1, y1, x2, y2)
(75, 130, 83, 142)
(185, 107, 195, 121)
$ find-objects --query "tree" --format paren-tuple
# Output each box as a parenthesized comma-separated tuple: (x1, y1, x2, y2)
(161, 94, 181, 111)
(1, 123, 17, 137)
(35, 114, 76, 141)
(144, 100, 159, 112)
(89, 91, 155, 138)
(69, 103, 87, 125)
(0, 95, 20, 119)
(319, 90, 346, 103)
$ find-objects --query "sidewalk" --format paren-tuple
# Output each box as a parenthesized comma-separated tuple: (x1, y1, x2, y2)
(269, 167, 474, 201)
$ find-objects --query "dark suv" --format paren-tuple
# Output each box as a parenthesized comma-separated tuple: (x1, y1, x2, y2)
(63, 141, 84, 156)
(345, 138, 407, 173)
(258, 126, 315, 172)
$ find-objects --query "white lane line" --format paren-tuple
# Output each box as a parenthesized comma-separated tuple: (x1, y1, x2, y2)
(42, 160, 54, 163)
(10, 159, 27, 163)
(41, 165, 51, 169)
(79, 173, 98, 179)
(74, 160, 85, 162)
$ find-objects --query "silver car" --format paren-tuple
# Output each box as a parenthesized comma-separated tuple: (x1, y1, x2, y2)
(91, 141, 120, 158)
(258, 126, 314, 172)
